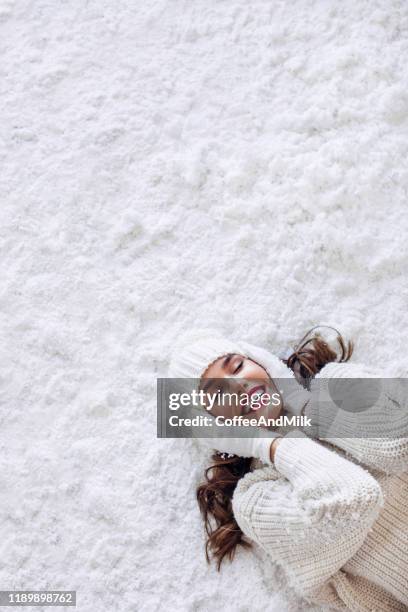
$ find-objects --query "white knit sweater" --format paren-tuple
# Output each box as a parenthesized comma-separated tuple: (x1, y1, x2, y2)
(232, 362, 408, 612)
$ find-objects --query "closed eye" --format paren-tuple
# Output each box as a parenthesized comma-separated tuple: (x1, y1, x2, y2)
(233, 360, 243, 374)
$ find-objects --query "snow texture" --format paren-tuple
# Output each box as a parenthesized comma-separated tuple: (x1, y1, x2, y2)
(1, 1, 408, 611)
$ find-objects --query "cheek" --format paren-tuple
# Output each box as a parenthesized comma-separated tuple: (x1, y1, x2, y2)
(242, 362, 270, 382)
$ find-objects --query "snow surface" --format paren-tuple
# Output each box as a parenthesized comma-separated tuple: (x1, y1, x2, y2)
(1, 1, 408, 611)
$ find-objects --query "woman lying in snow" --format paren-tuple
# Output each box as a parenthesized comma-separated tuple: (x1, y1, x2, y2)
(169, 327, 408, 612)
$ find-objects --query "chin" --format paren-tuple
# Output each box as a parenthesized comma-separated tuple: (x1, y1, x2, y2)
(267, 405, 282, 420)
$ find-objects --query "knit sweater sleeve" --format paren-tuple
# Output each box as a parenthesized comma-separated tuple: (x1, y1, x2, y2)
(232, 431, 383, 600)
(305, 361, 408, 474)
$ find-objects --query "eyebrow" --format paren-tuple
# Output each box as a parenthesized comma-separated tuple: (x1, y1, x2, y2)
(222, 354, 234, 369)
(201, 354, 235, 393)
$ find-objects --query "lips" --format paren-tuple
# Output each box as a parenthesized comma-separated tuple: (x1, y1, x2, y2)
(248, 384, 266, 399)
(240, 384, 267, 415)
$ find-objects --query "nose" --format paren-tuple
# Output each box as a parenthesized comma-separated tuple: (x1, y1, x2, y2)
(227, 378, 247, 394)
(236, 379, 249, 395)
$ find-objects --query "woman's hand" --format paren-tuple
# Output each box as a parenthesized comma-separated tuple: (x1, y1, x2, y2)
(269, 436, 282, 462)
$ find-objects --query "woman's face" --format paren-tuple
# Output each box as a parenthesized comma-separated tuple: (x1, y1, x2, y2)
(200, 353, 282, 423)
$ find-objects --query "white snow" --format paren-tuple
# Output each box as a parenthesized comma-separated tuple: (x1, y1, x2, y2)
(1, 1, 408, 611)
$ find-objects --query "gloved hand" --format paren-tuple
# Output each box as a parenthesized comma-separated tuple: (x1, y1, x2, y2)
(199, 428, 281, 464)
(240, 341, 311, 416)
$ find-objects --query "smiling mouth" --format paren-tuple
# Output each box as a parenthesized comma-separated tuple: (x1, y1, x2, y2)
(248, 384, 266, 399)
(241, 384, 266, 414)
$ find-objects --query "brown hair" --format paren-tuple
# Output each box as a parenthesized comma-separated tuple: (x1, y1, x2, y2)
(196, 325, 353, 570)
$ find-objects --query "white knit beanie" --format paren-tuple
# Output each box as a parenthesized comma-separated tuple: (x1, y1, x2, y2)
(168, 329, 246, 380)
(168, 329, 291, 381)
